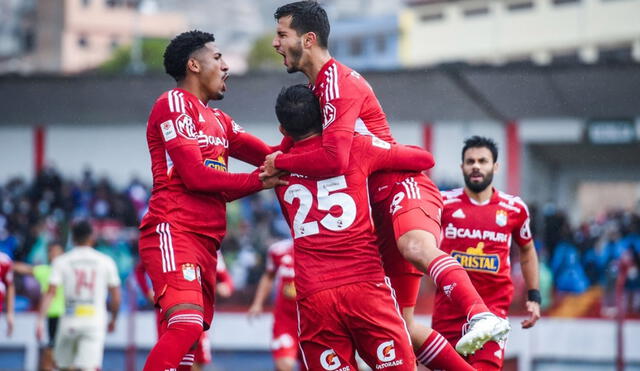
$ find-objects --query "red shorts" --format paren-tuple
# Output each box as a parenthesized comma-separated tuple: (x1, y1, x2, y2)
(272, 303, 299, 360)
(297, 279, 415, 371)
(372, 175, 443, 307)
(139, 222, 218, 328)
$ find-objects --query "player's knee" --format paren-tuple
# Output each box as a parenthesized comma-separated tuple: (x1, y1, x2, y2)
(398, 230, 439, 264)
(165, 308, 204, 345)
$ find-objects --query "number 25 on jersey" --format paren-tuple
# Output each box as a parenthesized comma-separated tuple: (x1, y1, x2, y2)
(284, 176, 357, 239)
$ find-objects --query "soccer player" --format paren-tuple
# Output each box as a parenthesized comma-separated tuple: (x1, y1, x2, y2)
(264, 0, 509, 359)
(248, 239, 298, 371)
(273, 84, 442, 370)
(14, 242, 65, 370)
(0, 250, 14, 338)
(36, 221, 121, 371)
(138, 30, 285, 370)
(433, 136, 541, 369)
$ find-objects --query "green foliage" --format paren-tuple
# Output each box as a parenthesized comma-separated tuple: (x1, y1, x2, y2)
(99, 37, 169, 74)
(247, 33, 282, 71)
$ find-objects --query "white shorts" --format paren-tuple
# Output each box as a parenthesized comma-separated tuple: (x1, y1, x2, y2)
(54, 319, 106, 369)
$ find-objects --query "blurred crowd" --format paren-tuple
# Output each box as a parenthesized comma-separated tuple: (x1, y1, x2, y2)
(1, 167, 639, 316)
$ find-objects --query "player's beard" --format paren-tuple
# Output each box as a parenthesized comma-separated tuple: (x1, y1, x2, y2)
(464, 170, 494, 193)
(286, 41, 303, 73)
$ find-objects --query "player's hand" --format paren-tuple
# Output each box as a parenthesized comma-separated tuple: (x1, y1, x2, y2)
(216, 282, 232, 299)
(261, 175, 289, 189)
(6, 313, 13, 337)
(108, 319, 116, 333)
(521, 301, 541, 329)
(259, 151, 283, 179)
(35, 319, 44, 341)
(146, 291, 155, 306)
(247, 304, 263, 321)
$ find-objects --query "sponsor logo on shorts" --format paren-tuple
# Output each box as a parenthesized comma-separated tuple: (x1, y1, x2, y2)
(375, 340, 403, 369)
(182, 263, 197, 282)
(390, 192, 405, 215)
(496, 210, 508, 227)
(451, 242, 500, 274)
(320, 349, 346, 371)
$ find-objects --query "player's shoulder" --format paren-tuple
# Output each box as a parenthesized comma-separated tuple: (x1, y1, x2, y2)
(268, 239, 293, 256)
(441, 188, 465, 205)
(496, 190, 529, 215)
(213, 108, 245, 134)
(151, 89, 197, 116)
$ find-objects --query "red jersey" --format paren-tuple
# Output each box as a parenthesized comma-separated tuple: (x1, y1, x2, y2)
(275, 135, 435, 299)
(274, 59, 437, 203)
(141, 88, 272, 242)
(266, 240, 296, 318)
(436, 188, 533, 316)
(0, 252, 13, 311)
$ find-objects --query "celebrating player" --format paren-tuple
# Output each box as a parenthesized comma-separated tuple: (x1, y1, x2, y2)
(37, 221, 121, 371)
(248, 239, 298, 371)
(432, 136, 541, 369)
(273, 84, 441, 370)
(0, 250, 14, 338)
(138, 30, 285, 370)
(263, 0, 509, 359)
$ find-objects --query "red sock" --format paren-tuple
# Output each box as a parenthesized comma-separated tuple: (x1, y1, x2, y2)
(416, 330, 474, 371)
(428, 254, 489, 318)
(177, 352, 195, 371)
(143, 310, 203, 371)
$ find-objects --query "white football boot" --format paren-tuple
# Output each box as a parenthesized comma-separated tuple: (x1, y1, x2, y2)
(455, 312, 511, 356)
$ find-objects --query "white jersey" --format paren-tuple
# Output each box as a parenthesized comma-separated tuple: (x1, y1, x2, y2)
(50, 246, 120, 327)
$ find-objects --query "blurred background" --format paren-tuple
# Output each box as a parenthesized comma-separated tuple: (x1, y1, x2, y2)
(0, 0, 640, 370)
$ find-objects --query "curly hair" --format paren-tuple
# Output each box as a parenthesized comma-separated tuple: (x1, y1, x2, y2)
(163, 30, 215, 82)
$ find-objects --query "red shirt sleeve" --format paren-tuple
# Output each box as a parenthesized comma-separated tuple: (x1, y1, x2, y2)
(357, 137, 435, 175)
(274, 97, 361, 177)
(152, 99, 262, 194)
(223, 112, 272, 167)
(513, 200, 534, 247)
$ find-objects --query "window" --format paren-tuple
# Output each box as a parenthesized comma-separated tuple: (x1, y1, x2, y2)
(420, 12, 444, 22)
(552, 0, 580, 5)
(350, 38, 364, 57)
(507, 1, 534, 12)
(82, 0, 91, 6)
(463, 7, 490, 17)
(78, 35, 89, 48)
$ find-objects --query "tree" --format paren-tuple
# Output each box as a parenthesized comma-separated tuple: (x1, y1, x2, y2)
(247, 33, 282, 72)
(99, 38, 169, 74)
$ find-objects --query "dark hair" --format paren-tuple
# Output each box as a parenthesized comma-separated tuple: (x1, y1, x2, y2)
(274, 1, 330, 48)
(462, 136, 498, 162)
(275, 84, 322, 140)
(71, 220, 93, 245)
(163, 30, 215, 82)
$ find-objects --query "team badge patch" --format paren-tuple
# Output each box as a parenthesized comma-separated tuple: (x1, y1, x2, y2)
(496, 210, 507, 227)
(182, 263, 197, 282)
(176, 113, 197, 139)
(160, 120, 177, 141)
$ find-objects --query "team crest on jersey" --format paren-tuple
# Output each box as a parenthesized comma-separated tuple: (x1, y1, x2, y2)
(323, 103, 336, 129)
(176, 114, 197, 139)
(204, 156, 227, 172)
(496, 210, 508, 227)
(182, 263, 197, 282)
(451, 242, 500, 274)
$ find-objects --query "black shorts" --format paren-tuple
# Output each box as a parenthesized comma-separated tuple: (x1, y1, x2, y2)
(47, 317, 60, 348)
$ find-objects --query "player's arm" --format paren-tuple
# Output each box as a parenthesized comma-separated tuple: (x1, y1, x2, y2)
(215, 252, 234, 298)
(248, 270, 276, 319)
(36, 284, 56, 340)
(5, 277, 14, 337)
(153, 102, 267, 194)
(363, 138, 435, 174)
(269, 98, 361, 178)
(12, 262, 34, 275)
(519, 240, 541, 329)
(134, 262, 153, 304)
(107, 285, 121, 333)
(106, 259, 121, 333)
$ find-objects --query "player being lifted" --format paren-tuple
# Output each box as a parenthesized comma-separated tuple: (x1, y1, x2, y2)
(433, 136, 540, 369)
(262, 1, 510, 358)
(139, 30, 285, 370)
